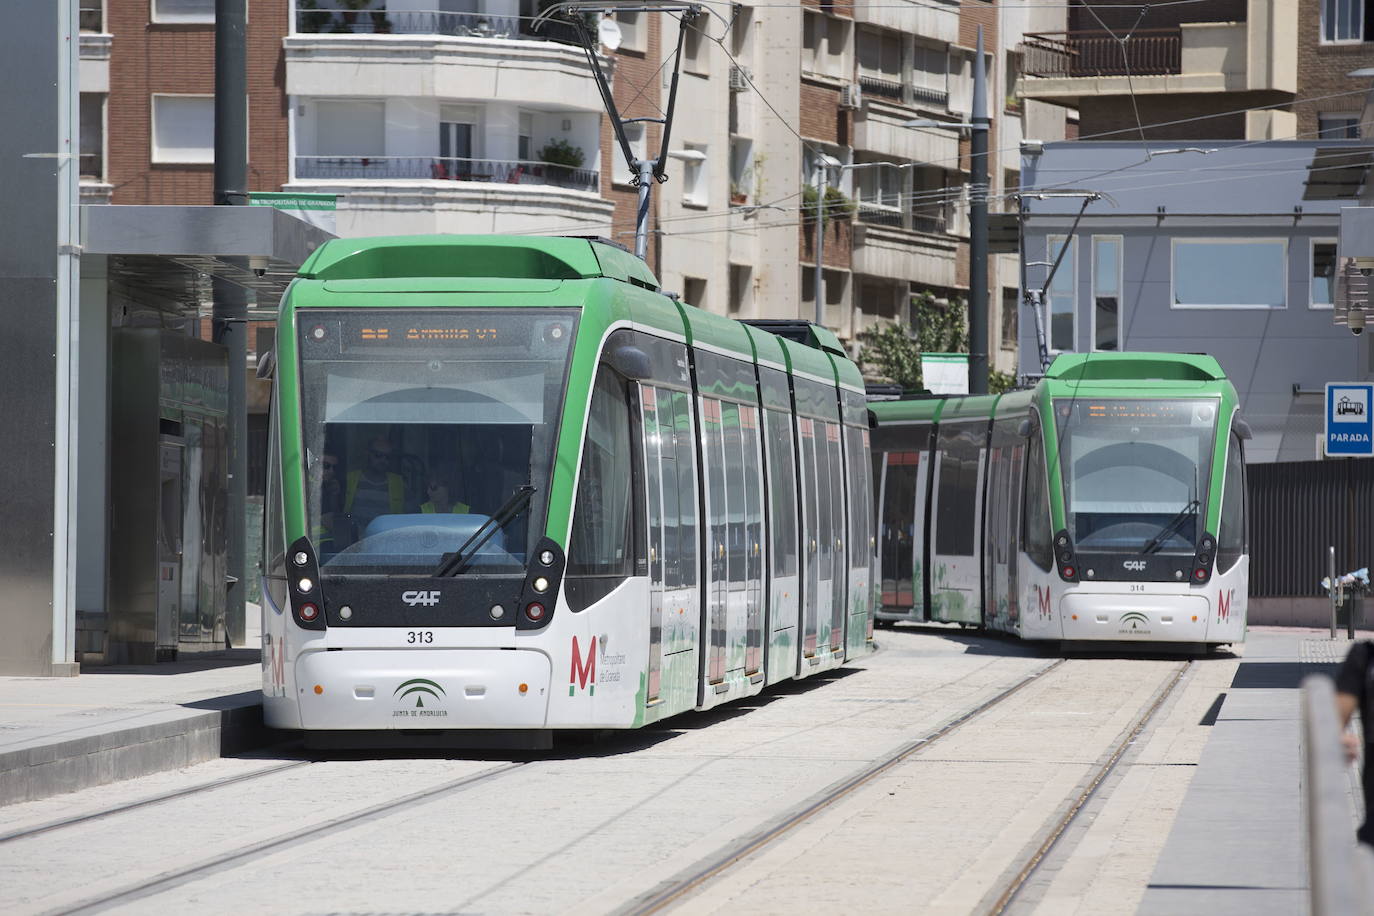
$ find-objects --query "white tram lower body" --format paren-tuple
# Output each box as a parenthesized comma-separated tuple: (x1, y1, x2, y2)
(1013, 555, 1248, 645)
(262, 572, 864, 735)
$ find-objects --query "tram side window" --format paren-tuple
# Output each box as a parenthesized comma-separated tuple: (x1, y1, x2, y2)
(642, 387, 665, 583)
(567, 367, 635, 610)
(1217, 433, 1246, 573)
(848, 427, 871, 568)
(765, 409, 798, 578)
(722, 402, 747, 588)
(741, 406, 764, 584)
(1023, 428, 1053, 570)
(881, 452, 918, 603)
(935, 424, 978, 557)
(672, 391, 698, 588)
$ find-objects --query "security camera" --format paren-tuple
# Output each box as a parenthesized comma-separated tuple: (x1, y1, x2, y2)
(249, 255, 270, 278)
(1350, 309, 1366, 336)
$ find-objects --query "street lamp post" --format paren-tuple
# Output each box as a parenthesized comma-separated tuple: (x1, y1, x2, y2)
(812, 153, 841, 327)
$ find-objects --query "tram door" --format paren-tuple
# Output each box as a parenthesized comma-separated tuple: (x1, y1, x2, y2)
(701, 398, 728, 684)
(798, 417, 821, 658)
(639, 386, 665, 703)
(739, 405, 764, 676)
(824, 420, 846, 654)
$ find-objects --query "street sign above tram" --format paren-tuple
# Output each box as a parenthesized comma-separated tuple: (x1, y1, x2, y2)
(1325, 382, 1374, 457)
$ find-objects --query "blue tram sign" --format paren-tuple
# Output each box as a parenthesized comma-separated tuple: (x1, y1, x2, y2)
(1325, 382, 1374, 457)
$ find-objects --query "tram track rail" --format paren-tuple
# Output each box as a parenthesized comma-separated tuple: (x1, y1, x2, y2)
(622, 657, 1069, 916)
(38, 761, 529, 916)
(983, 660, 1192, 915)
(0, 759, 312, 846)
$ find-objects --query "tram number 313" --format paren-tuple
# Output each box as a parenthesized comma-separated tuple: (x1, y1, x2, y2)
(407, 631, 434, 644)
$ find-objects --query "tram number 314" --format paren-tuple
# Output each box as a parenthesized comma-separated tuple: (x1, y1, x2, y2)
(407, 631, 434, 644)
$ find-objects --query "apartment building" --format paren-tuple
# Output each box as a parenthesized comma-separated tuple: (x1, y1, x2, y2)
(640, 0, 1070, 377)
(83, 1, 1072, 380)
(78, 0, 290, 205)
(1016, 0, 1374, 142)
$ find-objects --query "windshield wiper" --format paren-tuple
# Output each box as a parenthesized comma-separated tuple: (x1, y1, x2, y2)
(433, 486, 536, 577)
(1141, 499, 1200, 556)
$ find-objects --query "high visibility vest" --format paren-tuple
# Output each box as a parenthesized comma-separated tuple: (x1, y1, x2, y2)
(344, 470, 405, 514)
(421, 499, 471, 514)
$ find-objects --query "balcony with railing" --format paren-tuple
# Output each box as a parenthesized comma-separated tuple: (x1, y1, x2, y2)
(295, 156, 599, 193)
(1022, 29, 1181, 79)
(852, 196, 957, 284)
(79, 1, 103, 32)
(293, 5, 583, 45)
(286, 6, 603, 111)
(1018, 1, 1296, 102)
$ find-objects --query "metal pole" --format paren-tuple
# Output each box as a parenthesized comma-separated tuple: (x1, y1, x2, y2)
(968, 26, 989, 395)
(634, 157, 655, 262)
(1330, 544, 1338, 639)
(215, 0, 248, 648)
(814, 161, 826, 327)
(1348, 459, 1357, 639)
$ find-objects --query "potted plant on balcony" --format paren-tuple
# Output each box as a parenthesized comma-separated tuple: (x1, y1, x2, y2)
(297, 0, 333, 33)
(538, 138, 585, 185)
(339, 0, 373, 28)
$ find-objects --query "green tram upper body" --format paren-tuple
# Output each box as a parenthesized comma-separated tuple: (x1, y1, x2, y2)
(275, 234, 861, 550)
(868, 352, 1240, 546)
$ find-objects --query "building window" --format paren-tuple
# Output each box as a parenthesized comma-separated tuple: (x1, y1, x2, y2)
(153, 0, 214, 24)
(615, 11, 644, 52)
(1001, 287, 1018, 350)
(1312, 239, 1338, 309)
(79, 1, 104, 32)
(1318, 112, 1362, 138)
(802, 12, 848, 78)
(151, 94, 214, 163)
(518, 112, 534, 162)
(856, 28, 903, 96)
(79, 93, 105, 180)
(682, 142, 708, 207)
(684, 277, 707, 310)
(911, 43, 949, 106)
(730, 5, 752, 58)
(1092, 236, 1122, 351)
(1046, 235, 1076, 351)
(729, 137, 753, 204)
(728, 264, 751, 316)
(1172, 239, 1287, 309)
(1322, 0, 1372, 42)
(314, 99, 386, 156)
(683, 11, 708, 73)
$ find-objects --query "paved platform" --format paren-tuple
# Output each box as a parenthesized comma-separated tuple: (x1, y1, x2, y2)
(0, 611, 267, 806)
(1140, 626, 1369, 915)
(0, 622, 1370, 914)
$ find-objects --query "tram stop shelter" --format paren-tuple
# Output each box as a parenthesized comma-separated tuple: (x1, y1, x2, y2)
(0, 205, 332, 676)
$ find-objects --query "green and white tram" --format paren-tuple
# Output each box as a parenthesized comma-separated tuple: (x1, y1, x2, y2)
(872, 352, 1249, 646)
(260, 235, 874, 744)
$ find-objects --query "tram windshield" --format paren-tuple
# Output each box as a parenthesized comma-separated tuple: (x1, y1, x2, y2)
(297, 308, 577, 574)
(1053, 398, 1218, 553)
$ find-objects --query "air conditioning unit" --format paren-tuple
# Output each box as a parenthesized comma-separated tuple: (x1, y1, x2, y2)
(728, 65, 751, 92)
(839, 82, 863, 109)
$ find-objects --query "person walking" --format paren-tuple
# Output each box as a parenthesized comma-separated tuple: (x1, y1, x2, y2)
(1336, 639, 1374, 846)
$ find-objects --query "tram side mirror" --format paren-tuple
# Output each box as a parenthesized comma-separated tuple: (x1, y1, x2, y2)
(607, 344, 652, 381)
(256, 349, 275, 380)
(1017, 417, 1037, 438)
(1233, 416, 1254, 440)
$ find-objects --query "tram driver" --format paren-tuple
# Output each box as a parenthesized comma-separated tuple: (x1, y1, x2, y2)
(344, 437, 407, 538)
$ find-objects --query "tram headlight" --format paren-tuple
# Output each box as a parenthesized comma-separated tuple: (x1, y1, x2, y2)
(293, 551, 309, 567)
(532, 576, 550, 594)
(297, 577, 314, 594)
(539, 549, 556, 567)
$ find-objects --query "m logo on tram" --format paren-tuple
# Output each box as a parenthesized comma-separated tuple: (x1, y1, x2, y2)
(570, 635, 596, 696)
